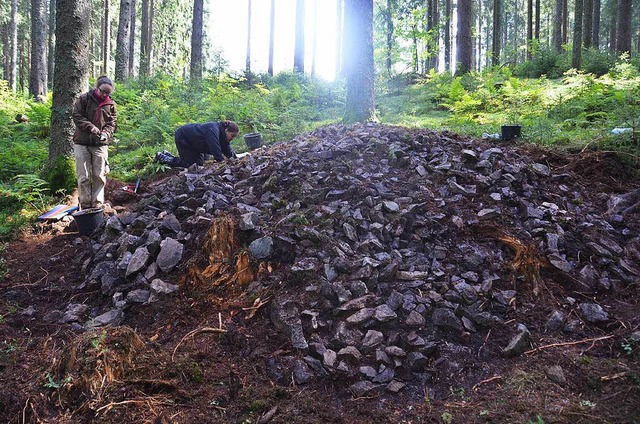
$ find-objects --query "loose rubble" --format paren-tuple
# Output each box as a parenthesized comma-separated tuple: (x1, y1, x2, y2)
(55, 123, 640, 395)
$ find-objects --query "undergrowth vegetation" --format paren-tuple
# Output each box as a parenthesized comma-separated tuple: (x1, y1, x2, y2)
(1, 58, 639, 239)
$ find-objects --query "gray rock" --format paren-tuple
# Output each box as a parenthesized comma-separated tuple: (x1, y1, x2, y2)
(293, 360, 314, 385)
(360, 366, 377, 379)
(374, 304, 397, 322)
(383, 201, 400, 213)
(239, 212, 257, 230)
(406, 310, 426, 327)
(126, 289, 150, 303)
(323, 349, 337, 368)
(84, 309, 123, 329)
(346, 308, 375, 324)
(361, 330, 384, 350)
(546, 310, 566, 332)
(337, 346, 362, 362)
(150, 278, 179, 294)
(432, 308, 463, 332)
(125, 246, 150, 277)
(349, 381, 377, 397)
(249, 237, 274, 260)
(502, 325, 531, 357)
(386, 380, 406, 393)
(578, 303, 609, 323)
(532, 163, 551, 176)
(406, 352, 429, 371)
(156, 238, 183, 272)
(373, 367, 395, 383)
(270, 301, 308, 350)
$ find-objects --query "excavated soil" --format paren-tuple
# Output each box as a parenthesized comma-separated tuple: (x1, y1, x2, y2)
(1, 124, 639, 424)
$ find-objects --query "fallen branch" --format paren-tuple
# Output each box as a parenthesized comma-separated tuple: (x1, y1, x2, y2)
(525, 335, 614, 355)
(171, 327, 227, 361)
(600, 371, 629, 382)
(472, 375, 503, 392)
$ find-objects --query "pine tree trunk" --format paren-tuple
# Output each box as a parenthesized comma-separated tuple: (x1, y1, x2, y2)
(343, 0, 374, 123)
(9, 0, 17, 91)
(268, 0, 275, 75)
(147, 0, 154, 73)
(311, 0, 317, 77)
(562, 0, 568, 44)
(336, 0, 343, 76)
(48, 0, 90, 176)
(572, 0, 584, 68)
(535, 0, 540, 40)
(115, 0, 131, 81)
(431, 0, 439, 71)
(293, 0, 305, 73)
(102, 0, 110, 75)
(47, 0, 56, 88)
(444, 0, 451, 71)
(30, 0, 48, 99)
(456, 0, 473, 74)
(245, 0, 251, 74)
(583, 0, 593, 47)
(190, 0, 203, 81)
(527, 0, 533, 58)
(609, 0, 617, 51)
(384, 0, 393, 76)
(128, 0, 136, 77)
(1, 23, 6, 80)
(553, 0, 563, 51)
(615, 0, 632, 53)
(492, 0, 502, 66)
(592, 0, 600, 48)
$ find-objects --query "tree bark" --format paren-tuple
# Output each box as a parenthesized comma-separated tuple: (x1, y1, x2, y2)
(562, 0, 568, 44)
(343, 0, 374, 123)
(102, 0, 110, 75)
(293, 0, 305, 73)
(492, 0, 502, 66)
(609, 0, 617, 51)
(190, 0, 203, 81)
(444, 0, 451, 71)
(583, 0, 593, 48)
(139, 0, 150, 77)
(527, 0, 533, 57)
(30, 0, 48, 98)
(48, 0, 90, 174)
(268, 0, 275, 75)
(535, 0, 540, 40)
(553, 0, 563, 51)
(384, 0, 393, 76)
(615, 0, 632, 53)
(115, 0, 132, 81)
(128, 0, 136, 77)
(47, 0, 56, 88)
(456, 0, 473, 74)
(9, 0, 17, 91)
(571, 0, 583, 69)
(592, 0, 600, 49)
(245, 0, 251, 74)
(336, 0, 343, 76)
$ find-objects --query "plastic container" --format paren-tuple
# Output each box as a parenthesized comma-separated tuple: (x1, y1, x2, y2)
(244, 133, 263, 150)
(501, 125, 522, 141)
(72, 207, 104, 236)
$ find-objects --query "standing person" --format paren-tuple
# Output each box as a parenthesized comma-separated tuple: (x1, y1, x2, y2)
(156, 120, 239, 168)
(72, 76, 117, 210)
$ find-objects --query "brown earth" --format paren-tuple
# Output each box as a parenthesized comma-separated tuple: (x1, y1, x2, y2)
(0, 141, 639, 424)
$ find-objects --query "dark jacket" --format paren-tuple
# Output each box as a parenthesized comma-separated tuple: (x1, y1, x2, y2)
(175, 122, 234, 161)
(72, 90, 117, 146)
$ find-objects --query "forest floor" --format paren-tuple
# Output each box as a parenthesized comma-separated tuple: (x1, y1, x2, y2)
(0, 126, 639, 424)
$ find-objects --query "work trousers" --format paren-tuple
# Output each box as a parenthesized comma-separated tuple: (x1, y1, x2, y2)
(74, 144, 109, 209)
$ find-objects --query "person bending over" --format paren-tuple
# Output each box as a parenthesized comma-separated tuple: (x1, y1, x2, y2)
(156, 120, 239, 167)
(72, 75, 117, 210)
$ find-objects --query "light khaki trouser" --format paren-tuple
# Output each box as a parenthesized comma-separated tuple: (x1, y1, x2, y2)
(74, 144, 109, 209)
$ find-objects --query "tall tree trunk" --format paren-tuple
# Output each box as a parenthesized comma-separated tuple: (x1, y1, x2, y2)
(190, 0, 203, 81)
(336, 0, 343, 76)
(583, 0, 593, 47)
(19, 26, 26, 93)
(456, 0, 473, 74)
(553, 0, 563, 51)
(444, 0, 451, 71)
(527, 0, 533, 57)
(128, 0, 136, 77)
(139, 0, 149, 77)
(609, 0, 617, 51)
(384, 0, 393, 76)
(431, 0, 439, 71)
(572, 0, 583, 68)
(102, 0, 110, 75)
(268, 0, 275, 75)
(30, 0, 48, 98)
(293, 0, 305, 73)
(1, 23, 7, 80)
(147, 0, 154, 73)
(245, 0, 252, 75)
(115, 0, 131, 81)
(592, 0, 600, 48)
(9, 0, 17, 91)
(48, 0, 90, 187)
(492, 0, 502, 65)
(562, 0, 568, 44)
(311, 0, 317, 77)
(343, 0, 374, 123)
(535, 0, 540, 40)
(47, 0, 56, 88)
(412, 24, 418, 73)
(615, 0, 632, 53)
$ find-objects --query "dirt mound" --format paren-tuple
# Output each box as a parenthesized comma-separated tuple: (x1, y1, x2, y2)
(1, 123, 639, 423)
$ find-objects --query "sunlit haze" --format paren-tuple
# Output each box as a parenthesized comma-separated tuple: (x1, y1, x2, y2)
(208, 0, 340, 81)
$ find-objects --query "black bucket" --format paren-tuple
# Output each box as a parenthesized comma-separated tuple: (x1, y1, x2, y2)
(72, 207, 104, 236)
(501, 125, 522, 141)
(244, 133, 263, 150)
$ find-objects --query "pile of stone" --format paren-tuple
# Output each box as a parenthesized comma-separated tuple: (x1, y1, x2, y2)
(56, 123, 640, 394)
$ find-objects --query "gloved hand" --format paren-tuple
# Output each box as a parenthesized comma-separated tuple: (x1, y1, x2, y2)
(100, 132, 108, 141)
